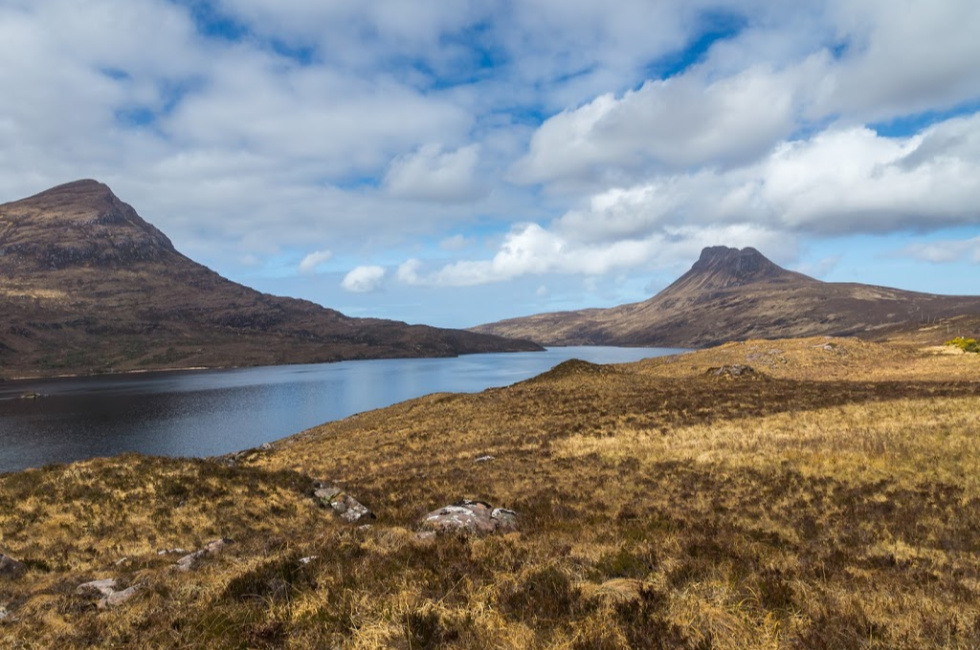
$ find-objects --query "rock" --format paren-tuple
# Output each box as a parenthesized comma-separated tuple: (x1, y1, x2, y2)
(421, 500, 519, 535)
(0, 554, 26, 578)
(0, 606, 8, 622)
(491, 507, 519, 532)
(705, 364, 757, 378)
(76, 578, 117, 598)
(175, 538, 233, 572)
(98, 585, 139, 610)
(313, 483, 375, 523)
(157, 547, 188, 556)
(475, 455, 495, 463)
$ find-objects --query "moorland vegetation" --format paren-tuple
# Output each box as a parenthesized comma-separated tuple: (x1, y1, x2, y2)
(1, 337, 979, 648)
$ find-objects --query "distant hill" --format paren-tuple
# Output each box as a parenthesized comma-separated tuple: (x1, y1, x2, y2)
(471, 246, 980, 347)
(0, 180, 540, 378)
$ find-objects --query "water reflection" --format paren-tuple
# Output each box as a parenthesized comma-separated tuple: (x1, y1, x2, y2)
(0, 347, 683, 473)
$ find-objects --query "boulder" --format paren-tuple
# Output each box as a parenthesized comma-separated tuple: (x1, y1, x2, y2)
(313, 483, 375, 524)
(175, 538, 233, 572)
(421, 500, 519, 535)
(0, 554, 26, 578)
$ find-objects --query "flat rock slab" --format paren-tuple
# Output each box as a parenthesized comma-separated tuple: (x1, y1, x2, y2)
(0, 554, 26, 578)
(313, 484, 375, 523)
(421, 500, 519, 535)
(175, 538, 233, 572)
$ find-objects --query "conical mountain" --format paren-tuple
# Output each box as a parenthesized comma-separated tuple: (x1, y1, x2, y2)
(471, 246, 980, 347)
(0, 180, 540, 378)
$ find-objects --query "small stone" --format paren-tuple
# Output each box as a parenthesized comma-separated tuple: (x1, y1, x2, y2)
(175, 538, 233, 572)
(98, 585, 139, 610)
(76, 578, 117, 598)
(475, 455, 495, 463)
(0, 606, 9, 622)
(260, 442, 273, 451)
(313, 484, 375, 523)
(0, 554, 26, 579)
(157, 548, 188, 556)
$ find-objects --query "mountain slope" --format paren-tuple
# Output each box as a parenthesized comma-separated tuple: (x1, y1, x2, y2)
(0, 180, 540, 378)
(471, 246, 980, 347)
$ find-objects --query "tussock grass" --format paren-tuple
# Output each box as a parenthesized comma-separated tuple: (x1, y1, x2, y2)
(2, 337, 980, 647)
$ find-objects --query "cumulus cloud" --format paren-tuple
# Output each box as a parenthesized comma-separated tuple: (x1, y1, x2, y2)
(341, 265, 387, 293)
(298, 249, 333, 274)
(384, 144, 486, 202)
(3, 0, 980, 319)
(396, 222, 792, 287)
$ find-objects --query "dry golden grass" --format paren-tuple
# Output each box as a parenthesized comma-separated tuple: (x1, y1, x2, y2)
(1, 337, 979, 648)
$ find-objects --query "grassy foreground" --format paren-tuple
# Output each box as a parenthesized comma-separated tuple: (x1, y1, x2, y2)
(1, 337, 979, 648)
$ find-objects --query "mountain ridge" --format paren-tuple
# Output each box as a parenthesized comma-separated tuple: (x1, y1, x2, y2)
(470, 246, 980, 347)
(0, 180, 541, 379)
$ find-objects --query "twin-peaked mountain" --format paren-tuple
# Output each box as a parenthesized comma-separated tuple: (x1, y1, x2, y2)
(0, 180, 540, 378)
(471, 246, 980, 347)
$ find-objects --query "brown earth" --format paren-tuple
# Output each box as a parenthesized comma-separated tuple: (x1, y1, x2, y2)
(471, 246, 980, 348)
(0, 180, 540, 379)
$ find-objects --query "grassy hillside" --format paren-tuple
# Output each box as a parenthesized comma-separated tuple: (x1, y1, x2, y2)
(2, 338, 979, 648)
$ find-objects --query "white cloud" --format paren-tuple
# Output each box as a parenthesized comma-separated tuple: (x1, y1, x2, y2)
(396, 222, 792, 287)
(384, 144, 486, 202)
(513, 62, 808, 185)
(899, 237, 980, 264)
(341, 265, 387, 293)
(298, 249, 333, 274)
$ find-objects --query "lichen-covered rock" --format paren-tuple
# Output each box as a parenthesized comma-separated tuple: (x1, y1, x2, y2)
(175, 538, 233, 572)
(421, 500, 519, 535)
(98, 585, 139, 610)
(0, 554, 26, 578)
(76, 578, 117, 598)
(705, 364, 758, 378)
(313, 483, 375, 523)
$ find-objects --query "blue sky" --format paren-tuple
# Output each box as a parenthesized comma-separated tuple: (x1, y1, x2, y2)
(1, 0, 979, 328)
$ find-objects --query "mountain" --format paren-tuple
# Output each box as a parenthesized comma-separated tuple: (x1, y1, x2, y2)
(471, 246, 980, 347)
(0, 180, 540, 379)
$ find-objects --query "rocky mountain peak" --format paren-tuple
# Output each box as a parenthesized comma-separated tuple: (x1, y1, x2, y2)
(677, 246, 792, 291)
(0, 179, 177, 270)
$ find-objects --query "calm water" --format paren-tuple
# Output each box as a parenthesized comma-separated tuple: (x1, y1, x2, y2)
(0, 347, 681, 474)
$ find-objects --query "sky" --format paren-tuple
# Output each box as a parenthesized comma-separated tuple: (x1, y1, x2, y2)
(1, 0, 979, 328)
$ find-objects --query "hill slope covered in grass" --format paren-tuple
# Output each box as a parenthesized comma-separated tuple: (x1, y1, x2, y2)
(1, 338, 979, 648)
(472, 246, 980, 348)
(0, 180, 540, 379)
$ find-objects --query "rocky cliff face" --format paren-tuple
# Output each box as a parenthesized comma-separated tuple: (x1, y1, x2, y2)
(471, 246, 980, 347)
(0, 180, 540, 378)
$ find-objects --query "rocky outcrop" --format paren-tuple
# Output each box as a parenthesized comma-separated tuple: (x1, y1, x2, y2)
(313, 483, 375, 524)
(421, 500, 519, 535)
(705, 364, 759, 378)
